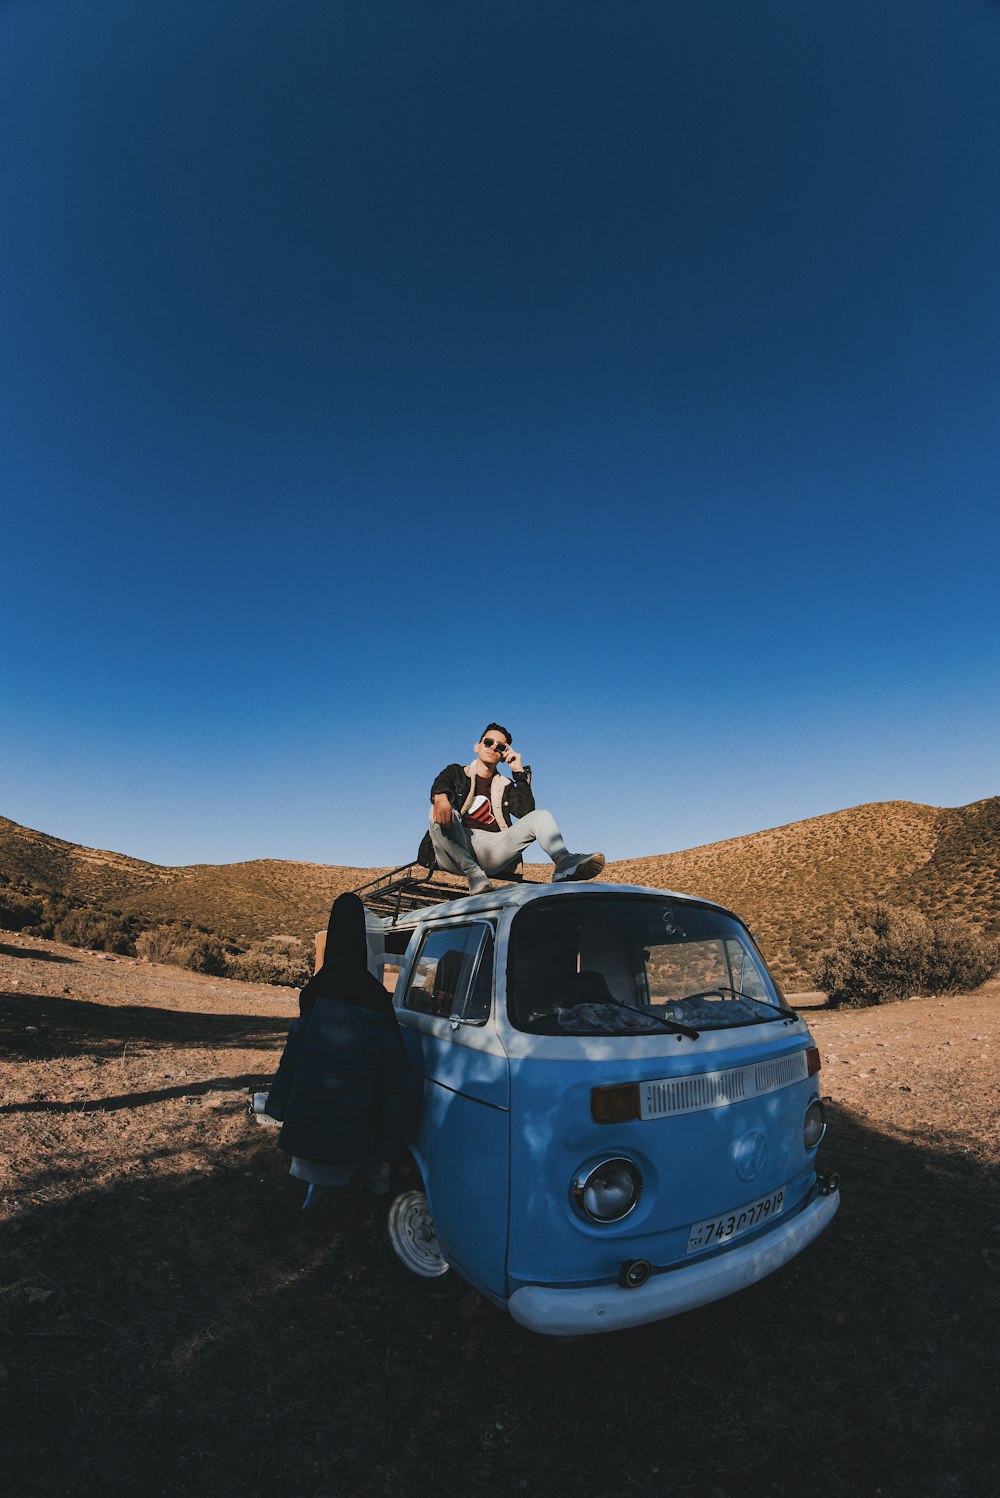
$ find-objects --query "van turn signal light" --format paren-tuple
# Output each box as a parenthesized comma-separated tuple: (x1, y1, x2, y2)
(806, 1046, 821, 1076)
(591, 1082, 640, 1123)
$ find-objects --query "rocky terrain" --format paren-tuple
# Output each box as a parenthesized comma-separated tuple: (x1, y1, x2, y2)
(1, 934, 997, 1497)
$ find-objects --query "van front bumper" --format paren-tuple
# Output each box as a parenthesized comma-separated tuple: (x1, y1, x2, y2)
(507, 1186, 840, 1336)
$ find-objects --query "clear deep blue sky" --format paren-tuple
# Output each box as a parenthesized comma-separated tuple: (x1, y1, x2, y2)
(2, 0, 998, 868)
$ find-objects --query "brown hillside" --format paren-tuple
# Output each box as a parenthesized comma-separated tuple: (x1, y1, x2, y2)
(0, 816, 168, 902)
(896, 796, 1000, 931)
(0, 817, 389, 947)
(2, 797, 997, 985)
(602, 798, 998, 983)
(112, 858, 392, 944)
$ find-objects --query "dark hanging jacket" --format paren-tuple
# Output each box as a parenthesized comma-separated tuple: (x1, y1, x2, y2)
(266, 893, 414, 1168)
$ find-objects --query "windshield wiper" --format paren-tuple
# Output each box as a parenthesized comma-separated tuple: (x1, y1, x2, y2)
(680, 987, 795, 1018)
(610, 999, 699, 1039)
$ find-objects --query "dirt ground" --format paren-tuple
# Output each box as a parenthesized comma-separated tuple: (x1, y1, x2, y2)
(1, 936, 998, 1498)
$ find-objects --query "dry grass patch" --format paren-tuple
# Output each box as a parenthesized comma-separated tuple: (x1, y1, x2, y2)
(2, 941, 998, 1498)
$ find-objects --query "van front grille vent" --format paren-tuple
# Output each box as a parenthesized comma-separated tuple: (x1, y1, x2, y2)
(639, 1050, 809, 1121)
(754, 1053, 809, 1095)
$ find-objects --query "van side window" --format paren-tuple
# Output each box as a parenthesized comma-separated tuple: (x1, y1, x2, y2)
(382, 926, 414, 997)
(724, 937, 768, 998)
(403, 924, 492, 1022)
(464, 930, 494, 1022)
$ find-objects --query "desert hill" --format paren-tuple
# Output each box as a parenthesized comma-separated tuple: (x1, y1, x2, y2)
(1, 797, 997, 986)
(0, 815, 386, 951)
(602, 797, 999, 981)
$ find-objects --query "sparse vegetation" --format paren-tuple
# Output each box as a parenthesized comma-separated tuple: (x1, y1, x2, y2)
(133, 927, 230, 977)
(1, 870, 308, 986)
(0, 814, 376, 953)
(227, 938, 311, 988)
(927, 916, 1000, 994)
(131, 925, 307, 986)
(814, 903, 1000, 1008)
(3, 798, 999, 990)
(52, 908, 139, 955)
(604, 798, 1000, 986)
(133, 924, 199, 965)
(3, 931, 999, 1498)
(186, 935, 230, 976)
(0, 889, 45, 933)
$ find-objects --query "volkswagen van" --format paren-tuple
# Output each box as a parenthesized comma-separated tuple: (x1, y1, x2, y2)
(367, 881, 839, 1336)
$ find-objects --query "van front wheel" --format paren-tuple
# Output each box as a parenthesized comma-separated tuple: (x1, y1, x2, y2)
(375, 1180, 463, 1299)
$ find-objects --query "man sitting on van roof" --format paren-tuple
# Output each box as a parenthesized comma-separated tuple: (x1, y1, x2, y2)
(417, 722, 606, 896)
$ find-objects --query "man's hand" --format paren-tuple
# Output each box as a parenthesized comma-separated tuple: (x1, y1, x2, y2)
(504, 748, 525, 774)
(432, 793, 453, 825)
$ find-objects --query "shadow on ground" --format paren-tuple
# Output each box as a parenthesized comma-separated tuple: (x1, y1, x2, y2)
(0, 990, 289, 1059)
(0, 1075, 271, 1115)
(1, 1100, 997, 1498)
(0, 942, 77, 963)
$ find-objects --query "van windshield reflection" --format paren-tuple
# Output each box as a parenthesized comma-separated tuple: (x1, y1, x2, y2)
(508, 896, 793, 1035)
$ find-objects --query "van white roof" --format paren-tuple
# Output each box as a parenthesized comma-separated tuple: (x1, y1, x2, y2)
(375, 880, 732, 928)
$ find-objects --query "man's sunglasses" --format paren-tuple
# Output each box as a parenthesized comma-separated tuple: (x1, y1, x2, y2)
(482, 737, 510, 752)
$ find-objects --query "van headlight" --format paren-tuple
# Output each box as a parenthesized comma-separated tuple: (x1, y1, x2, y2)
(803, 1099, 827, 1150)
(572, 1158, 643, 1223)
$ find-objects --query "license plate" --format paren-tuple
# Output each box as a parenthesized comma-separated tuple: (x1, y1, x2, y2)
(686, 1187, 785, 1254)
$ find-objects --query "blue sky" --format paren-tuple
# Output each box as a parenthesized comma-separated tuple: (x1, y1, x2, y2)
(2, 0, 998, 868)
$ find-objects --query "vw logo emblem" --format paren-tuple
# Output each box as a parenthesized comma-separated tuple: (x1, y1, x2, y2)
(734, 1131, 767, 1182)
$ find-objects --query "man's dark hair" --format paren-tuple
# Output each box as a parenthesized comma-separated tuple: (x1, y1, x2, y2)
(481, 722, 512, 745)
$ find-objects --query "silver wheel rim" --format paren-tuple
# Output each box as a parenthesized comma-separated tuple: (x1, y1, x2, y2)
(386, 1189, 451, 1278)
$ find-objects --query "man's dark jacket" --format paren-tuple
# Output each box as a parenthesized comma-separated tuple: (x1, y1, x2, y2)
(266, 1000, 411, 1166)
(417, 762, 535, 869)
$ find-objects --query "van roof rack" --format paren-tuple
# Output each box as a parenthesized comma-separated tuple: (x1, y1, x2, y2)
(352, 862, 524, 922)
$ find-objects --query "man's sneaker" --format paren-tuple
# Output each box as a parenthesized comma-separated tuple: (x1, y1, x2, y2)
(468, 875, 497, 895)
(552, 852, 606, 883)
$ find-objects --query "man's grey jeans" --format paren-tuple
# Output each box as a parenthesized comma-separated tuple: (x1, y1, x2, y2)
(428, 808, 568, 882)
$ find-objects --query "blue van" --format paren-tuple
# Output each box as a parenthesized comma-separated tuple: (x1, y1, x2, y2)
(368, 881, 839, 1336)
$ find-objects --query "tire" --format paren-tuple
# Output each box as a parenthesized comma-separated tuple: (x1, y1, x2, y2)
(375, 1164, 464, 1299)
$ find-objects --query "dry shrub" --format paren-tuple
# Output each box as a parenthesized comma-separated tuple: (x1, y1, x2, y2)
(184, 936, 229, 976)
(135, 925, 308, 984)
(53, 909, 137, 955)
(928, 917, 1000, 994)
(0, 892, 46, 933)
(814, 903, 999, 1008)
(227, 947, 310, 988)
(135, 925, 195, 966)
(134, 925, 230, 976)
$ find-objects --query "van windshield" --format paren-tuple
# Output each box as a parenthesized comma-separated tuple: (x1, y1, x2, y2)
(508, 896, 792, 1035)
